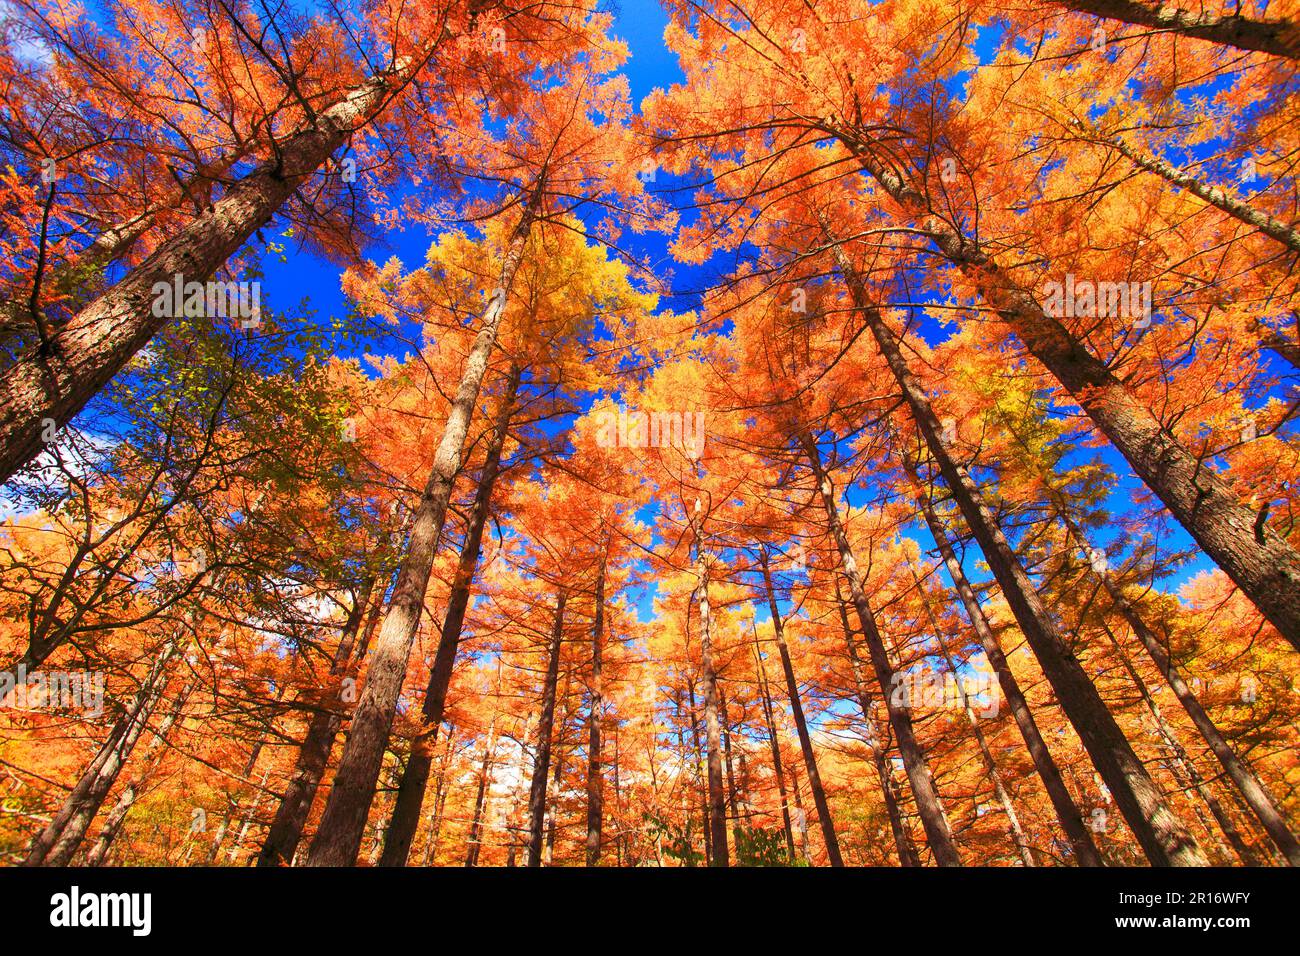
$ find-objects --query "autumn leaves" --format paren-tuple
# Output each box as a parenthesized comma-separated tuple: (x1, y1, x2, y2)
(3, 0, 1300, 869)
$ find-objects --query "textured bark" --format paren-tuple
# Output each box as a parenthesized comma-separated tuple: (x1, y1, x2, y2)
(720, 687, 742, 850)
(832, 132, 1300, 652)
(1058, 0, 1300, 59)
(910, 563, 1036, 866)
(420, 732, 456, 866)
(465, 721, 498, 867)
(827, 243, 1207, 865)
(833, 584, 920, 866)
(1056, 507, 1300, 865)
(83, 680, 192, 866)
(378, 368, 520, 867)
(0, 63, 414, 484)
(758, 551, 843, 865)
(526, 592, 567, 866)
(800, 434, 962, 865)
(689, 508, 730, 866)
(307, 186, 541, 866)
(1105, 134, 1300, 254)
(906, 470, 1104, 866)
(750, 627, 798, 860)
(1097, 616, 1259, 865)
(257, 578, 380, 866)
(543, 692, 570, 866)
(585, 550, 607, 866)
(24, 637, 181, 866)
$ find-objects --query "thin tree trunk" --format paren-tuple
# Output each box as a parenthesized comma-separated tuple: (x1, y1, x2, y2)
(307, 186, 541, 866)
(826, 245, 1206, 866)
(800, 433, 963, 866)
(543, 695, 569, 866)
(505, 711, 537, 867)
(226, 768, 271, 864)
(258, 577, 380, 866)
(788, 761, 811, 863)
(417, 725, 455, 866)
(1103, 134, 1300, 253)
(685, 683, 710, 865)
(758, 550, 844, 866)
(526, 592, 567, 866)
(689, 503, 730, 866)
(1095, 615, 1258, 865)
(908, 562, 1036, 866)
(430, 742, 457, 866)
(24, 637, 182, 866)
(905, 460, 1104, 865)
(612, 726, 626, 865)
(833, 583, 921, 866)
(1054, 506, 1300, 865)
(83, 680, 193, 866)
(379, 367, 521, 866)
(751, 623, 798, 860)
(829, 139, 1300, 652)
(465, 722, 498, 867)
(720, 687, 741, 851)
(585, 548, 607, 866)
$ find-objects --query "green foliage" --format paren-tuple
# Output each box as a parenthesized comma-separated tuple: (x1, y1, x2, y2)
(644, 812, 703, 867)
(733, 824, 794, 867)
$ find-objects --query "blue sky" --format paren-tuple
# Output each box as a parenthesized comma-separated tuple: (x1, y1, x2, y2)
(247, 0, 1226, 626)
(256, 0, 686, 357)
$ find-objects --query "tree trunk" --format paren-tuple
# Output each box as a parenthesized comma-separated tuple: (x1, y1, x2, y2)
(906, 462, 1104, 865)
(830, 137, 1300, 652)
(909, 562, 1036, 865)
(307, 187, 541, 866)
(612, 727, 626, 865)
(832, 583, 920, 866)
(543, 692, 570, 866)
(83, 680, 193, 866)
(1057, 0, 1300, 60)
(24, 636, 182, 866)
(800, 433, 962, 865)
(1095, 614, 1259, 865)
(1056, 507, 1300, 864)
(378, 367, 521, 866)
(689, 505, 730, 866)
(226, 768, 272, 864)
(758, 550, 844, 865)
(526, 592, 567, 866)
(751, 622, 799, 860)
(0, 61, 418, 484)
(1103, 134, 1300, 253)
(827, 245, 1207, 865)
(788, 761, 812, 863)
(258, 577, 380, 866)
(585, 549, 607, 866)
(465, 722, 498, 867)
(720, 687, 742, 852)
(685, 683, 711, 865)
